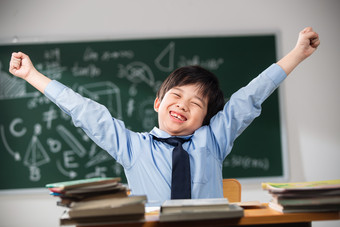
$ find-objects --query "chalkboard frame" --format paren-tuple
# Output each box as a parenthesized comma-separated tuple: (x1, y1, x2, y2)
(0, 32, 289, 193)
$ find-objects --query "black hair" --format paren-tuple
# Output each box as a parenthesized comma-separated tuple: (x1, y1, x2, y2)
(156, 65, 225, 125)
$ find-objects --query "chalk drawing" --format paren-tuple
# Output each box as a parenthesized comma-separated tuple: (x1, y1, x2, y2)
(34, 48, 66, 80)
(47, 138, 62, 153)
(9, 118, 27, 137)
(112, 162, 123, 176)
(63, 150, 79, 168)
(118, 62, 155, 87)
(86, 144, 111, 168)
(43, 105, 58, 129)
(77, 128, 90, 142)
(78, 81, 123, 119)
(126, 98, 135, 117)
(128, 84, 138, 96)
(56, 125, 86, 158)
(0, 61, 39, 100)
(29, 166, 41, 182)
(138, 98, 157, 131)
(155, 42, 175, 72)
(56, 159, 77, 179)
(23, 124, 50, 181)
(27, 96, 50, 109)
(35, 61, 66, 80)
(60, 110, 71, 121)
(86, 166, 107, 178)
(0, 125, 21, 161)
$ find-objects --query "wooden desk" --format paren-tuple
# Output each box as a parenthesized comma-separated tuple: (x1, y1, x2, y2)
(78, 204, 340, 227)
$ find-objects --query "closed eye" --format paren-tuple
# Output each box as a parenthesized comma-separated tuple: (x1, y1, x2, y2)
(171, 92, 181, 98)
(191, 102, 202, 108)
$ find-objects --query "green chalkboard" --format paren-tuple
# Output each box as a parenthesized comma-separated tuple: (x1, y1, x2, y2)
(0, 35, 284, 190)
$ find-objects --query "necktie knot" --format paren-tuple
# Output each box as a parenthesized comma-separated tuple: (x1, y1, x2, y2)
(155, 136, 188, 147)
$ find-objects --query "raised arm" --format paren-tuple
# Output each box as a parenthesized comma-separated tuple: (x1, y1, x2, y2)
(9, 52, 51, 93)
(277, 27, 320, 76)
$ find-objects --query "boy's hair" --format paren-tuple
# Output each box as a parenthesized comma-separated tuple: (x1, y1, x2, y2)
(156, 65, 225, 125)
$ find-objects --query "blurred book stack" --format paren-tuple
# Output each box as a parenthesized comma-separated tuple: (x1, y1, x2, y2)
(262, 179, 340, 213)
(159, 198, 244, 222)
(46, 177, 147, 225)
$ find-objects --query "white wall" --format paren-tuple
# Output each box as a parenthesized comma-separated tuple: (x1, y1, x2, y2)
(1, 0, 339, 226)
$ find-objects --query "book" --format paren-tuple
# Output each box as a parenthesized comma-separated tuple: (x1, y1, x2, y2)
(262, 179, 340, 192)
(46, 177, 128, 207)
(46, 177, 147, 225)
(271, 195, 340, 206)
(68, 195, 147, 218)
(268, 202, 340, 213)
(262, 179, 340, 213)
(160, 198, 244, 222)
(60, 210, 145, 225)
(161, 198, 230, 212)
(46, 177, 121, 190)
(57, 190, 128, 207)
(268, 189, 340, 197)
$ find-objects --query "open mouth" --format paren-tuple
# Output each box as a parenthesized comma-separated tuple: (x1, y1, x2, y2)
(170, 111, 187, 121)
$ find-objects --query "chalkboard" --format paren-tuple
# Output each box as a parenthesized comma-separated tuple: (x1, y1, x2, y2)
(0, 35, 284, 190)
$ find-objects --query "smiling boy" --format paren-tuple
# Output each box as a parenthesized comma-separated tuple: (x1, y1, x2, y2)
(154, 65, 224, 136)
(9, 27, 319, 205)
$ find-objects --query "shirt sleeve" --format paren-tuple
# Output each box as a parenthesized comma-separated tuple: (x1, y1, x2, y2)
(208, 63, 286, 160)
(44, 80, 135, 168)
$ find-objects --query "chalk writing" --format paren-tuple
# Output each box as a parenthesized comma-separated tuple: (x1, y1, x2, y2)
(9, 118, 27, 138)
(63, 150, 79, 168)
(56, 159, 77, 179)
(0, 125, 21, 161)
(71, 62, 101, 77)
(83, 47, 99, 61)
(223, 154, 269, 171)
(101, 50, 134, 61)
(43, 105, 58, 129)
(177, 55, 224, 70)
(47, 138, 62, 153)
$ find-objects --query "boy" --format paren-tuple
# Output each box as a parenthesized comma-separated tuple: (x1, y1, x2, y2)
(9, 27, 319, 205)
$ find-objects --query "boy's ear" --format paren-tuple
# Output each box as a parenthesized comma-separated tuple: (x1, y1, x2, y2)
(154, 97, 160, 112)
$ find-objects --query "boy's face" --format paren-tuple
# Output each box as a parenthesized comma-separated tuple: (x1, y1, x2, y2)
(154, 84, 208, 136)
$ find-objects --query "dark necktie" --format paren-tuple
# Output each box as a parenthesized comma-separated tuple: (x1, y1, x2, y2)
(153, 136, 191, 199)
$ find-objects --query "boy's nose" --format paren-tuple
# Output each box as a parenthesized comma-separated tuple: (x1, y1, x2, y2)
(176, 103, 188, 111)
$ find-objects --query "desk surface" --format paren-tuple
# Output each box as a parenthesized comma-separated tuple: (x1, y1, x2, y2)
(78, 204, 340, 227)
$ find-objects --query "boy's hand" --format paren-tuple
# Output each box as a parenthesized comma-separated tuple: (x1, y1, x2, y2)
(9, 52, 51, 94)
(9, 52, 36, 80)
(277, 27, 320, 76)
(294, 27, 320, 60)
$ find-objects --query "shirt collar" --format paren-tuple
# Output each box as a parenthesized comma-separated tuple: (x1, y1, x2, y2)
(149, 127, 192, 140)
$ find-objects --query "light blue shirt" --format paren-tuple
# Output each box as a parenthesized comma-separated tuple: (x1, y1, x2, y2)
(44, 63, 286, 205)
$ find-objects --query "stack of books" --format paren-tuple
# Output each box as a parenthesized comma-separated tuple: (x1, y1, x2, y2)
(262, 179, 340, 213)
(159, 198, 244, 222)
(46, 177, 147, 225)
